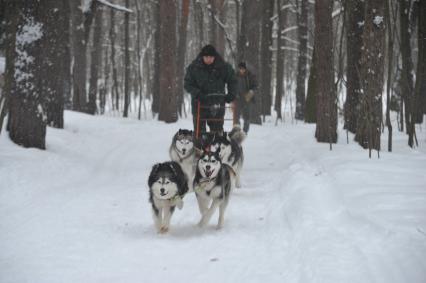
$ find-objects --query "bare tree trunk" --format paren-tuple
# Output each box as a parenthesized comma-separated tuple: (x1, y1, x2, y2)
(109, 9, 120, 111)
(193, 0, 204, 50)
(240, 0, 262, 125)
(123, 0, 130, 117)
(260, 0, 274, 118)
(88, 8, 103, 115)
(209, 0, 226, 55)
(177, 0, 190, 117)
(399, 0, 416, 147)
(152, 1, 160, 114)
(44, 0, 69, 128)
(158, 0, 177, 123)
(134, 0, 143, 120)
(304, 46, 317, 123)
(295, 0, 308, 120)
(344, 0, 364, 133)
(0, 0, 17, 134)
(62, 0, 72, 110)
(314, 0, 337, 144)
(415, 0, 426, 123)
(9, 1, 47, 149)
(70, 0, 97, 112)
(275, 0, 286, 122)
(385, 0, 395, 152)
(355, 0, 385, 154)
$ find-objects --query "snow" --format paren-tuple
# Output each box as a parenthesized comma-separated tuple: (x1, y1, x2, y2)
(373, 16, 384, 27)
(14, 16, 43, 85)
(1, 111, 426, 283)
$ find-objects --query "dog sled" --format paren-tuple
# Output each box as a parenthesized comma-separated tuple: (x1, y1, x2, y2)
(194, 93, 237, 139)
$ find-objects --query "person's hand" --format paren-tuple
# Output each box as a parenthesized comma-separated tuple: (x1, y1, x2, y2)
(245, 90, 254, 102)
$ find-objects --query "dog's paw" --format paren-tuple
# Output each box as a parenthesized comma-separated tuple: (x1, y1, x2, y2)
(197, 219, 207, 228)
(159, 226, 169, 234)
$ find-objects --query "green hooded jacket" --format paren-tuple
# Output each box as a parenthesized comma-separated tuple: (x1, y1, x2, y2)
(184, 52, 237, 112)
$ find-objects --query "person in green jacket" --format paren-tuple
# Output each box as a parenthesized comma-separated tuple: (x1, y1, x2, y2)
(184, 45, 237, 135)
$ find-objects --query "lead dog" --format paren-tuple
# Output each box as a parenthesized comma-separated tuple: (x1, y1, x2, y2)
(193, 150, 234, 229)
(148, 161, 188, 233)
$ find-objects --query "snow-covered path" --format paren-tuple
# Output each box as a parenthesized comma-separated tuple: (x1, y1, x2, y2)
(1, 112, 426, 283)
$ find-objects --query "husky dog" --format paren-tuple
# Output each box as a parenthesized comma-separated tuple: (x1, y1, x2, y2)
(210, 125, 245, 188)
(193, 150, 234, 229)
(169, 129, 196, 191)
(148, 161, 188, 233)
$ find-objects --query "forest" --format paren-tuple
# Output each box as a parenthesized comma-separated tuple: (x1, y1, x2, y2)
(0, 0, 425, 155)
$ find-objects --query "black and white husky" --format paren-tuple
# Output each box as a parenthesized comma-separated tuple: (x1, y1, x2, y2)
(210, 125, 245, 188)
(193, 150, 234, 229)
(148, 161, 188, 233)
(169, 129, 196, 191)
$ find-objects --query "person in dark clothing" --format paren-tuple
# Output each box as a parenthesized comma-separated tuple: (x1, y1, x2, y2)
(184, 45, 237, 135)
(235, 62, 257, 134)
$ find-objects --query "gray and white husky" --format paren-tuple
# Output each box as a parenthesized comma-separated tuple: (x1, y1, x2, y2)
(148, 161, 188, 233)
(193, 150, 234, 229)
(210, 125, 245, 188)
(169, 129, 196, 191)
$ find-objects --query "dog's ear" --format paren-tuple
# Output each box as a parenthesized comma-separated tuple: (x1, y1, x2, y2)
(168, 162, 188, 195)
(195, 146, 204, 158)
(148, 163, 161, 188)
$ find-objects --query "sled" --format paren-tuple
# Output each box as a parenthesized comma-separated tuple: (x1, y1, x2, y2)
(195, 93, 237, 139)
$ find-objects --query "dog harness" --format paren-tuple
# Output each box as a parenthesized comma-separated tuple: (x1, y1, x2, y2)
(194, 177, 217, 193)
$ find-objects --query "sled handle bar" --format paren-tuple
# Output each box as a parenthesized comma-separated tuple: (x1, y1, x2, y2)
(195, 100, 237, 139)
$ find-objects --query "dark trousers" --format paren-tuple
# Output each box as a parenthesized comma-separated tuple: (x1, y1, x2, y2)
(193, 102, 225, 135)
(236, 99, 251, 133)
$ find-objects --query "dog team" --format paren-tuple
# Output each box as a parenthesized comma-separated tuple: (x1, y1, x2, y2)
(147, 126, 245, 234)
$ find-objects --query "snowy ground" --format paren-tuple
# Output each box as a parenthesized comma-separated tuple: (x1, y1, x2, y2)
(1, 111, 426, 283)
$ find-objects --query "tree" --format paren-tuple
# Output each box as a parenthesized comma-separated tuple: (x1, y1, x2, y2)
(70, 0, 97, 112)
(399, 0, 416, 147)
(209, 0, 226, 55)
(87, 7, 103, 115)
(304, 46, 317, 123)
(414, 0, 426, 123)
(295, 0, 308, 120)
(314, 0, 337, 144)
(260, 0, 274, 117)
(239, 0, 262, 125)
(275, 0, 287, 122)
(123, 0, 130, 117)
(355, 0, 385, 153)
(176, 0, 190, 117)
(158, 0, 177, 123)
(344, 0, 364, 133)
(8, 1, 49, 149)
(0, 0, 17, 135)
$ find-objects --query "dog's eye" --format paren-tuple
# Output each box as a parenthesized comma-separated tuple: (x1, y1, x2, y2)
(165, 181, 170, 184)
(212, 159, 217, 163)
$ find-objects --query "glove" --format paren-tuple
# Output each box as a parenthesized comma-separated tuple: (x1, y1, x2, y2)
(244, 90, 255, 102)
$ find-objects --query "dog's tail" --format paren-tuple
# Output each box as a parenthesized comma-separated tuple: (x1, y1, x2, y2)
(229, 124, 246, 145)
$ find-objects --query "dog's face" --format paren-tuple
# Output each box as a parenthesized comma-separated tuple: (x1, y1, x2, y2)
(210, 135, 232, 160)
(150, 171, 179, 200)
(149, 162, 188, 200)
(174, 129, 194, 157)
(197, 151, 222, 179)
